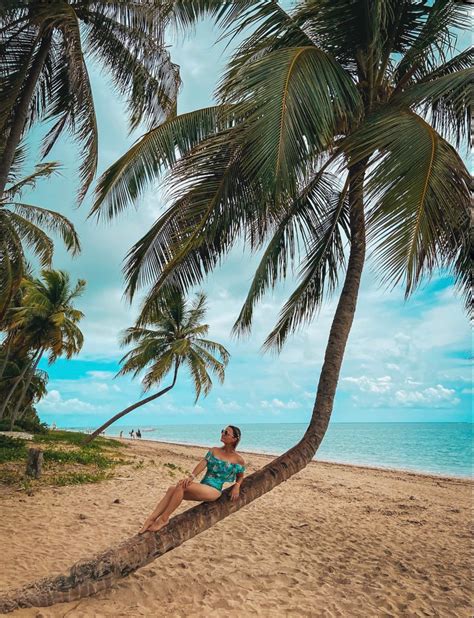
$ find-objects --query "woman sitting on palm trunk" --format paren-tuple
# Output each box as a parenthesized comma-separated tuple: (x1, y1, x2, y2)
(140, 425, 245, 533)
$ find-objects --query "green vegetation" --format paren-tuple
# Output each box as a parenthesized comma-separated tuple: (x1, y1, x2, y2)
(0, 430, 129, 491)
(0, 434, 27, 463)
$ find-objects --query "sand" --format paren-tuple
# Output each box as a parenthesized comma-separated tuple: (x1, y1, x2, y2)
(0, 438, 472, 617)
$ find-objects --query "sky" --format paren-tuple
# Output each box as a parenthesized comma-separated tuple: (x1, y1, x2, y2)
(16, 13, 472, 428)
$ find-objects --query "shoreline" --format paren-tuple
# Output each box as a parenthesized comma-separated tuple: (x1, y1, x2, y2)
(108, 434, 473, 483)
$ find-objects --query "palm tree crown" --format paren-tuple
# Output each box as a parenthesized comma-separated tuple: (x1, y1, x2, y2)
(0, 0, 181, 198)
(92, 0, 471, 340)
(0, 158, 80, 318)
(119, 288, 230, 401)
(10, 269, 85, 363)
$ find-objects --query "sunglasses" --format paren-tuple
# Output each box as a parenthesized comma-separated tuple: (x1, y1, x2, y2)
(221, 429, 235, 438)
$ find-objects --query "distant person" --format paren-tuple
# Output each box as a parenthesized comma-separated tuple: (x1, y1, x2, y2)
(119, 431, 123, 438)
(137, 429, 142, 439)
(51, 422, 56, 431)
(139, 425, 245, 534)
(130, 429, 135, 439)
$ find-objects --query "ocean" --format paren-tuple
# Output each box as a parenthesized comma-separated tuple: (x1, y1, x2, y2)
(71, 422, 473, 479)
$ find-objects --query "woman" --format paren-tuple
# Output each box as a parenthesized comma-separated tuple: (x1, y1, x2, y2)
(139, 425, 245, 533)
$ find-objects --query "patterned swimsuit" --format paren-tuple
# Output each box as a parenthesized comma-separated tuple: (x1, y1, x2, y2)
(200, 450, 245, 492)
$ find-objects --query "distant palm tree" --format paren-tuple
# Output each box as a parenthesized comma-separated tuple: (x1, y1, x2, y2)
(0, 158, 80, 320)
(85, 288, 230, 443)
(0, 269, 85, 420)
(0, 0, 181, 199)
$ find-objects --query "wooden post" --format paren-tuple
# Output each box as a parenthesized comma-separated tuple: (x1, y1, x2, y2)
(25, 448, 43, 479)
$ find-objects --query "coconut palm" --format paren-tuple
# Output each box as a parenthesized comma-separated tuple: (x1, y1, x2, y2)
(0, 269, 86, 419)
(85, 288, 230, 442)
(0, 0, 181, 199)
(0, 0, 471, 610)
(0, 157, 80, 320)
(91, 0, 471, 497)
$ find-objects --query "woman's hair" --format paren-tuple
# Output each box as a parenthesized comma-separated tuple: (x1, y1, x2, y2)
(228, 425, 241, 449)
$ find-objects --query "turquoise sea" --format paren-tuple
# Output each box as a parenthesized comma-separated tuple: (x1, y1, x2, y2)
(71, 422, 473, 479)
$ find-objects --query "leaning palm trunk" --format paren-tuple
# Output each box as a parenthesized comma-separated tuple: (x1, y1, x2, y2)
(0, 167, 366, 613)
(9, 349, 43, 430)
(0, 350, 38, 420)
(0, 336, 13, 382)
(0, 34, 52, 196)
(84, 365, 179, 444)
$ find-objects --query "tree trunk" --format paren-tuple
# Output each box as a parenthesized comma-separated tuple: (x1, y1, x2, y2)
(25, 448, 43, 479)
(0, 353, 35, 421)
(84, 364, 179, 444)
(0, 336, 13, 382)
(9, 349, 43, 430)
(0, 33, 51, 196)
(0, 166, 367, 613)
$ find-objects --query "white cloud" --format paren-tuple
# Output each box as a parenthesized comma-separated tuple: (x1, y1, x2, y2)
(260, 398, 301, 410)
(38, 390, 95, 413)
(342, 375, 393, 393)
(394, 384, 460, 408)
(86, 371, 115, 379)
(216, 397, 241, 411)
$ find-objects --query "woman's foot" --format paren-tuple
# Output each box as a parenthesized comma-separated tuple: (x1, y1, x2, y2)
(138, 517, 157, 534)
(147, 515, 169, 532)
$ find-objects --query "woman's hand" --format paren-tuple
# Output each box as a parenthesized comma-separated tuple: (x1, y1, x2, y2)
(230, 485, 240, 501)
(179, 475, 195, 489)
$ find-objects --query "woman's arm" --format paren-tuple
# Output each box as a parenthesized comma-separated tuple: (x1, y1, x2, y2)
(180, 455, 208, 488)
(230, 467, 245, 501)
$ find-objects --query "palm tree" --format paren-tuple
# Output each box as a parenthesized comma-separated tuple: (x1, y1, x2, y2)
(0, 157, 80, 320)
(0, 0, 471, 610)
(91, 0, 471, 498)
(0, 0, 181, 199)
(85, 288, 230, 442)
(0, 269, 86, 421)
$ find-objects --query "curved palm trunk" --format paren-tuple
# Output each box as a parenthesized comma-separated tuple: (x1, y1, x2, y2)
(84, 364, 179, 444)
(0, 336, 13, 382)
(0, 33, 52, 196)
(0, 166, 367, 613)
(9, 349, 43, 430)
(0, 349, 39, 421)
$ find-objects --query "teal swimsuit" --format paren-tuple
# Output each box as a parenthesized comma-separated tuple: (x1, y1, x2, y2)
(201, 450, 245, 492)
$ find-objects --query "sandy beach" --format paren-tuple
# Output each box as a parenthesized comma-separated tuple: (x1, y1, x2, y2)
(0, 438, 472, 617)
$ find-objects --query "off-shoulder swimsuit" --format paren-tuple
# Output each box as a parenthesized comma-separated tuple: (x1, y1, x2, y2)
(201, 450, 245, 492)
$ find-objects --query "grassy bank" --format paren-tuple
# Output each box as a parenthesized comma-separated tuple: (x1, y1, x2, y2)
(0, 430, 131, 491)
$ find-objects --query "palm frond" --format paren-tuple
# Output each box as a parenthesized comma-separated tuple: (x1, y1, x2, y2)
(233, 166, 342, 335)
(90, 106, 228, 221)
(83, 7, 179, 132)
(393, 0, 469, 88)
(393, 66, 472, 146)
(4, 161, 61, 198)
(344, 110, 470, 299)
(6, 211, 54, 267)
(263, 184, 351, 351)
(218, 46, 362, 195)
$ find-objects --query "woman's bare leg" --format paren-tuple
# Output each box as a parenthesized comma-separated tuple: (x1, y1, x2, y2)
(139, 486, 175, 533)
(147, 483, 221, 532)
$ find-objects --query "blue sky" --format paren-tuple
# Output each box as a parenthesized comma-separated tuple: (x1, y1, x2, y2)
(18, 15, 471, 427)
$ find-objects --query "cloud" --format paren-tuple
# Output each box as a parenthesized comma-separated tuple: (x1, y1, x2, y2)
(342, 375, 393, 393)
(38, 390, 95, 414)
(260, 398, 301, 410)
(216, 398, 241, 411)
(394, 384, 460, 408)
(86, 371, 115, 379)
